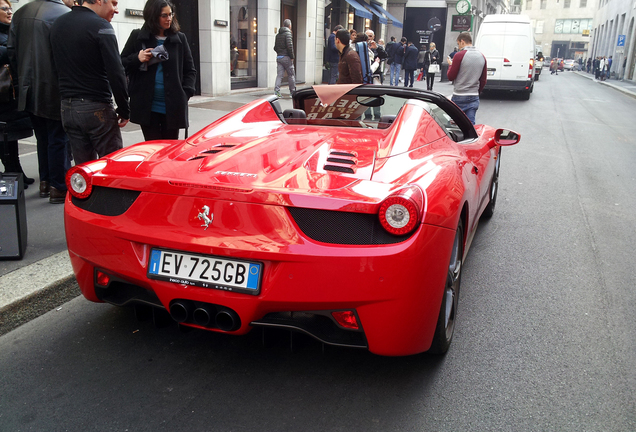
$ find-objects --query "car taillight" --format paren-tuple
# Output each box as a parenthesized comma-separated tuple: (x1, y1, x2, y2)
(65, 160, 107, 199)
(528, 58, 534, 79)
(66, 166, 93, 199)
(378, 186, 423, 236)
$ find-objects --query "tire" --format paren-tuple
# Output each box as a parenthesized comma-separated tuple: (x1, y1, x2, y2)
(481, 148, 501, 219)
(534, 73, 540, 81)
(428, 219, 463, 354)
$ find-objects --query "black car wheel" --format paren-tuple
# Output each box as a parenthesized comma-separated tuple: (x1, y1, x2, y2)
(429, 219, 463, 354)
(481, 148, 501, 219)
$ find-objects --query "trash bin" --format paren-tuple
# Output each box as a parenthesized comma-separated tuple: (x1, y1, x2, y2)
(440, 63, 449, 82)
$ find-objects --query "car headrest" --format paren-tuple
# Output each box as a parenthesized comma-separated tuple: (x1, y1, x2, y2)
(377, 115, 396, 129)
(282, 109, 307, 125)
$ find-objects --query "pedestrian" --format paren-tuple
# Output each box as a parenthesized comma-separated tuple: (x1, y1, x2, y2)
(599, 56, 606, 81)
(335, 28, 362, 84)
(230, 40, 238, 76)
(273, 19, 296, 97)
(607, 56, 612, 79)
(587, 57, 591, 73)
(593, 57, 600, 79)
(385, 36, 396, 79)
(8, 0, 73, 203)
(551, 58, 559, 75)
(449, 47, 458, 59)
(50, 0, 130, 166)
(326, 24, 343, 84)
(366, 29, 386, 84)
(446, 31, 487, 125)
(424, 42, 440, 91)
(349, 29, 357, 47)
(403, 40, 418, 87)
(417, 45, 426, 81)
(390, 37, 406, 86)
(0, 0, 34, 187)
(121, 0, 196, 141)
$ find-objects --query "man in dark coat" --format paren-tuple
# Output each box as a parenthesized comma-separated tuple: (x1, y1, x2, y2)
(8, 0, 73, 203)
(335, 29, 362, 84)
(120, 26, 197, 136)
(50, 0, 130, 166)
(327, 24, 343, 84)
(274, 19, 296, 97)
(403, 41, 419, 87)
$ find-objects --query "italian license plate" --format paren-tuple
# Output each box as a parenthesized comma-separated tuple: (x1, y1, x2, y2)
(487, 69, 496, 76)
(148, 249, 262, 295)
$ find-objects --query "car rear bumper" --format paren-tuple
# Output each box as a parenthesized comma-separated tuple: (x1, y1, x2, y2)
(484, 79, 533, 91)
(65, 192, 456, 356)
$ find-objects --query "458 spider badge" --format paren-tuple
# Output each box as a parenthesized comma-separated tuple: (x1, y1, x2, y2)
(197, 205, 213, 230)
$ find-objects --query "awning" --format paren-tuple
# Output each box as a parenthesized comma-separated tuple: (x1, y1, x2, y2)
(363, 1, 388, 24)
(369, 2, 403, 28)
(344, 0, 373, 20)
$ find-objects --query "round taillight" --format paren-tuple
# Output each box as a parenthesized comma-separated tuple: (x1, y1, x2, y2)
(65, 167, 92, 199)
(378, 196, 419, 235)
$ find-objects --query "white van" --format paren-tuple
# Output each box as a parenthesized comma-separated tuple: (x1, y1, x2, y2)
(475, 14, 536, 100)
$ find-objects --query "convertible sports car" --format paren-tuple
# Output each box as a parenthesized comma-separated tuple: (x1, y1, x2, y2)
(64, 85, 519, 356)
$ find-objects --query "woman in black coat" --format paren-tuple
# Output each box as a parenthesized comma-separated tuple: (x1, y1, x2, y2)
(121, 0, 196, 141)
(0, 0, 33, 186)
(423, 42, 440, 91)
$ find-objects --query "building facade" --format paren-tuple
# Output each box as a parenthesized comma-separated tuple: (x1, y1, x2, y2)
(589, 0, 636, 80)
(523, 0, 598, 60)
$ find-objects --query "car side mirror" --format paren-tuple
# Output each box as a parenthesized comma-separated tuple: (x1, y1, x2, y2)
(494, 129, 520, 146)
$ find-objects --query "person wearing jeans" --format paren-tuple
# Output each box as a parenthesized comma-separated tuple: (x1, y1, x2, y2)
(274, 19, 296, 96)
(60, 99, 123, 164)
(450, 95, 480, 125)
(446, 32, 487, 125)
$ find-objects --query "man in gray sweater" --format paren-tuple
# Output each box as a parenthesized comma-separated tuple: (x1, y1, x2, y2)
(274, 19, 296, 97)
(446, 32, 487, 125)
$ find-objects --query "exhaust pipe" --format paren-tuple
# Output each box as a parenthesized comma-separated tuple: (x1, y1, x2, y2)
(193, 307, 213, 327)
(215, 309, 239, 331)
(169, 301, 192, 323)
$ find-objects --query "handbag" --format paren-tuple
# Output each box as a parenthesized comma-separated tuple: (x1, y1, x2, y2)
(0, 64, 15, 103)
(428, 64, 440, 74)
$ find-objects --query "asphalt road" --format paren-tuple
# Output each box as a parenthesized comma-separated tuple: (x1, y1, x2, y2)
(1, 74, 635, 431)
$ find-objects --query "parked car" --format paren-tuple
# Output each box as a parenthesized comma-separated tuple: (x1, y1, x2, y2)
(543, 56, 551, 67)
(64, 85, 520, 356)
(563, 59, 577, 70)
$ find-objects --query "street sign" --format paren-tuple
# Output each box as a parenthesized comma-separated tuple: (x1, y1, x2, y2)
(617, 35, 626, 46)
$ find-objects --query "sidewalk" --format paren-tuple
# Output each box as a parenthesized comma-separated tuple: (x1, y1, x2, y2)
(574, 70, 636, 99)
(0, 78, 452, 332)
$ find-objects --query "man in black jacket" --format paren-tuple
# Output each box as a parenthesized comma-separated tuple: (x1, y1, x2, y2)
(50, 0, 129, 166)
(8, 0, 73, 203)
(274, 19, 296, 97)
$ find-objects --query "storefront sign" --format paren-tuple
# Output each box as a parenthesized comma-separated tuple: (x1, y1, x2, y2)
(215, 20, 229, 27)
(451, 15, 472, 32)
(126, 9, 143, 17)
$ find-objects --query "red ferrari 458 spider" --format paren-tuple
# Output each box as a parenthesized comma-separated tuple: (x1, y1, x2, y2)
(64, 85, 519, 356)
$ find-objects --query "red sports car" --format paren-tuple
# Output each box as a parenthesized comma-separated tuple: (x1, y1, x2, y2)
(64, 85, 520, 356)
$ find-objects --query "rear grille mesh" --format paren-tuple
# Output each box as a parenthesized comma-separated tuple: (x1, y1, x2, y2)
(287, 207, 412, 245)
(71, 186, 141, 216)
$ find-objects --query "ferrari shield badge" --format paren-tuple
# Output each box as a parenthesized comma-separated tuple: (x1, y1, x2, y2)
(197, 205, 213, 230)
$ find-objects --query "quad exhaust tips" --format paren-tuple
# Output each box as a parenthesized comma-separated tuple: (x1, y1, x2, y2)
(169, 301, 240, 331)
